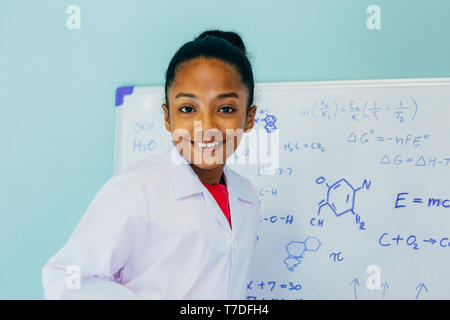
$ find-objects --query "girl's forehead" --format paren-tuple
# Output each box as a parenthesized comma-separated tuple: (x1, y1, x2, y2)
(180, 57, 233, 71)
(169, 58, 249, 102)
(174, 58, 241, 87)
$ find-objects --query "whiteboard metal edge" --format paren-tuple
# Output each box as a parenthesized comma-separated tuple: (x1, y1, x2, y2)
(117, 77, 450, 96)
(113, 101, 123, 176)
(254, 77, 450, 90)
(132, 86, 165, 94)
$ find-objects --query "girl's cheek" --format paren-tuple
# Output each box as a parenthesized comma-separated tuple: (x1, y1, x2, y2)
(226, 129, 245, 147)
(170, 127, 193, 144)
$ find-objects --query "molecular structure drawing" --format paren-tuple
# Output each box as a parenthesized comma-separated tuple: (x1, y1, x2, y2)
(316, 176, 371, 217)
(254, 109, 277, 133)
(283, 236, 321, 272)
(262, 114, 277, 133)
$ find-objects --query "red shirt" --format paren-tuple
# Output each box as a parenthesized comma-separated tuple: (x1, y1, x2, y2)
(202, 181, 232, 229)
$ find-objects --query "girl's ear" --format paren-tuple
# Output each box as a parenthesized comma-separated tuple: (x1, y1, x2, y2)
(162, 103, 171, 132)
(244, 105, 257, 133)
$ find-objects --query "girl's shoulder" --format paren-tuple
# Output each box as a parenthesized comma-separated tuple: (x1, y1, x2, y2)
(104, 154, 170, 197)
(121, 154, 165, 174)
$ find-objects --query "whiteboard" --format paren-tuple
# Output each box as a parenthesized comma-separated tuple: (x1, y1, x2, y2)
(114, 78, 450, 300)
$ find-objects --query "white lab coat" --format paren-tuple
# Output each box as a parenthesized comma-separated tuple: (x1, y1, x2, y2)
(41, 142, 261, 299)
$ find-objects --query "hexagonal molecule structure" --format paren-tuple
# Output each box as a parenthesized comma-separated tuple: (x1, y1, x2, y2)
(316, 177, 371, 218)
(326, 179, 356, 216)
(304, 236, 321, 251)
(263, 114, 276, 125)
(283, 236, 321, 272)
(262, 114, 277, 133)
(264, 123, 277, 133)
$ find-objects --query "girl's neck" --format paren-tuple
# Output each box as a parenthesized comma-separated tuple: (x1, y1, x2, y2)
(190, 163, 226, 185)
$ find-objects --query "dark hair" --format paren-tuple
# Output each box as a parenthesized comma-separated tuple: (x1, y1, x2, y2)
(164, 29, 254, 114)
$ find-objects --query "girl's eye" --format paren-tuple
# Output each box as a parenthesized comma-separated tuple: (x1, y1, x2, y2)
(179, 106, 194, 113)
(219, 106, 235, 113)
(179, 105, 235, 113)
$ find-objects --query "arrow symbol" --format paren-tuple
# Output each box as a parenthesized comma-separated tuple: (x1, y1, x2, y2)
(423, 238, 436, 245)
(415, 282, 428, 300)
(349, 278, 360, 300)
(381, 282, 389, 300)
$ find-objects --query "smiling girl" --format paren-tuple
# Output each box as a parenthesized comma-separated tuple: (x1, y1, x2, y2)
(42, 29, 261, 299)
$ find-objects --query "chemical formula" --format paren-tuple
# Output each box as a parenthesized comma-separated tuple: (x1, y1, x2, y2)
(314, 176, 372, 230)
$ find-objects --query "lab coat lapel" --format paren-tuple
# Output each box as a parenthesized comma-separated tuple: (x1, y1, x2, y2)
(202, 184, 233, 235)
(223, 165, 255, 239)
(160, 143, 232, 233)
(160, 143, 204, 200)
(201, 162, 256, 237)
(160, 143, 255, 237)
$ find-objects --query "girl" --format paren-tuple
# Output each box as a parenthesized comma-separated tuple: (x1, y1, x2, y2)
(42, 29, 261, 299)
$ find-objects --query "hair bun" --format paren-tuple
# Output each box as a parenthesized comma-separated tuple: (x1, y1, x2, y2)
(196, 30, 246, 55)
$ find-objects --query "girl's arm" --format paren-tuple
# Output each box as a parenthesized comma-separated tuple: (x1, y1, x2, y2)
(41, 180, 147, 299)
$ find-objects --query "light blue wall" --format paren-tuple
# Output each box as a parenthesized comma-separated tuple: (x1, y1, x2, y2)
(1, 0, 449, 299)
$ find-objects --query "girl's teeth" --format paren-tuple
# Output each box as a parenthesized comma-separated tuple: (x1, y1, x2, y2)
(196, 141, 220, 148)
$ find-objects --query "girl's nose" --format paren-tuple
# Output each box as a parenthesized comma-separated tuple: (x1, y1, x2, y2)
(200, 112, 215, 130)
(194, 114, 222, 142)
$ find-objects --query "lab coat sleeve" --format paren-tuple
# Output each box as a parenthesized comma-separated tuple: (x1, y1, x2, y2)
(41, 179, 147, 299)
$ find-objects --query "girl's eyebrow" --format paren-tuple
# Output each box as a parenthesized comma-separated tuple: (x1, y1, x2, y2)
(175, 92, 239, 99)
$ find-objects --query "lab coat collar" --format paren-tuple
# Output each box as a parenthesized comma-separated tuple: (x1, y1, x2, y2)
(160, 143, 255, 203)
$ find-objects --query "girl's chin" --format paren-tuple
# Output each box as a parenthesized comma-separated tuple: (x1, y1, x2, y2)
(182, 150, 223, 165)
(191, 153, 225, 165)
(191, 162, 223, 170)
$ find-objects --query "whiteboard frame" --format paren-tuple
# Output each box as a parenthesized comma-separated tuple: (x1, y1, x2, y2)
(114, 77, 450, 175)
(114, 86, 165, 175)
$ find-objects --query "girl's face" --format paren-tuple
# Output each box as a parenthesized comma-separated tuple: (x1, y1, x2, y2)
(162, 57, 256, 170)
